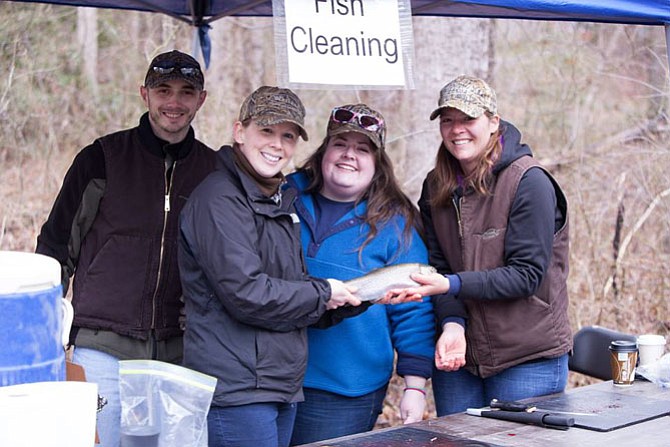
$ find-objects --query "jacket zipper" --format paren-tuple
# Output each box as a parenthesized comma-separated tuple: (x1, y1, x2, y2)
(452, 194, 479, 369)
(452, 195, 463, 238)
(151, 160, 175, 329)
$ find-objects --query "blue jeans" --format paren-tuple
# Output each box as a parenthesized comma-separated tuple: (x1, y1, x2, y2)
(72, 347, 120, 447)
(432, 354, 569, 416)
(290, 386, 387, 446)
(208, 402, 297, 447)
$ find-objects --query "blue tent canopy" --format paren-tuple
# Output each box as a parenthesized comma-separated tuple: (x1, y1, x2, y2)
(14, 1, 670, 25)
(13, 0, 670, 68)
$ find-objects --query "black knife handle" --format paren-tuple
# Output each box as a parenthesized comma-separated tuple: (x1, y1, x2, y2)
(481, 410, 573, 430)
(490, 399, 533, 412)
(542, 414, 575, 429)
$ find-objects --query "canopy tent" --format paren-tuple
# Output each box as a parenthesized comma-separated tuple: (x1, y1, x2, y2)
(12, 1, 670, 25)
(13, 0, 670, 69)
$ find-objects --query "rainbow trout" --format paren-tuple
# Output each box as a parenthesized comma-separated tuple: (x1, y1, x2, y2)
(344, 263, 437, 302)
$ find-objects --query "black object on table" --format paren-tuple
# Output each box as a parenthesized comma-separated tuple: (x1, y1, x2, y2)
(466, 408, 574, 430)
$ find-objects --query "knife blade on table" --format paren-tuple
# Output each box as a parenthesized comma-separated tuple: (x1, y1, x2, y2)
(490, 398, 597, 416)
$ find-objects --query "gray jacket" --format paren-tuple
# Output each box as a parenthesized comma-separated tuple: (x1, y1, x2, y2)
(178, 146, 332, 407)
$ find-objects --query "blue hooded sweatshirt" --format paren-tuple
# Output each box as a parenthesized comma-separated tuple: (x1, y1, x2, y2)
(287, 172, 435, 396)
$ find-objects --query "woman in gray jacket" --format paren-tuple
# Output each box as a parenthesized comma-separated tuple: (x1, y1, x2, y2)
(178, 86, 362, 447)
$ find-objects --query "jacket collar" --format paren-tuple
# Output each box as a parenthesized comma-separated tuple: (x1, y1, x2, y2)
(217, 146, 297, 213)
(286, 171, 365, 235)
(492, 120, 533, 175)
(138, 112, 195, 160)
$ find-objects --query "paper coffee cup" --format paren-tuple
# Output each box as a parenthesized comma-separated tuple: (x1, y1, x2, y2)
(609, 340, 638, 386)
(637, 334, 666, 366)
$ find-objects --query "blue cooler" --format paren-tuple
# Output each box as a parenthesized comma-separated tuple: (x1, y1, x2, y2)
(0, 251, 67, 386)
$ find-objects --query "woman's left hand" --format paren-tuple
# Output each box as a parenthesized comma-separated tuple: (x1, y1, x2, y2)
(435, 323, 467, 371)
(374, 290, 423, 305)
(400, 387, 426, 424)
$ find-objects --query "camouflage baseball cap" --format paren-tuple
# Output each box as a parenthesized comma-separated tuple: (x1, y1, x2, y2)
(327, 103, 385, 150)
(144, 50, 204, 91)
(429, 75, 497, 120)
(238, 86, 309, 141)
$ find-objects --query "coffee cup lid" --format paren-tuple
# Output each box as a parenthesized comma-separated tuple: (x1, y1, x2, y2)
(609, 340, 637, 352)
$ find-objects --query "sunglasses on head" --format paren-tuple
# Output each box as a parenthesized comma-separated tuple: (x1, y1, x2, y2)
(330, 108, 384, 132)
(152, 64, 201, 77)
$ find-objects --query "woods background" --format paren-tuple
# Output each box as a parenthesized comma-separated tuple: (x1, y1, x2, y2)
(1, 2, 669, 427)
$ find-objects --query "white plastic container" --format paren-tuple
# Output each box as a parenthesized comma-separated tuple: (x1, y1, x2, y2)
(637, 334, 667, 366)
(0, 251, 72, 386)
(0, 380, 98, 447)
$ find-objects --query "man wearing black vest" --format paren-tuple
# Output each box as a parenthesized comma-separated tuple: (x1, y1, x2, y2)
(36, 50, 217, 447)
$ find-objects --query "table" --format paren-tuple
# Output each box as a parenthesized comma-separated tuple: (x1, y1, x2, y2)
(298, 380, 670, 446)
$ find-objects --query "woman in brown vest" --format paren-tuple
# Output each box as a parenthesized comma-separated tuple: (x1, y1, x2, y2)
(386, 75, 572, 416)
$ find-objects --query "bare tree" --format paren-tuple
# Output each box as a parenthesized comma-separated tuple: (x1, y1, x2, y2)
(77, 7, 98, 99)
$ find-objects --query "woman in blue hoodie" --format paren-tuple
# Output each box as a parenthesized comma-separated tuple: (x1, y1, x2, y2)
(287, 104, 436, 445)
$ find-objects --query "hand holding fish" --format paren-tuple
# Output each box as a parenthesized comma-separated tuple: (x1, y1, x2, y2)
(325, 278, 362, 310)
(384, 270, 451, 302)
(375, 293, 424, 305)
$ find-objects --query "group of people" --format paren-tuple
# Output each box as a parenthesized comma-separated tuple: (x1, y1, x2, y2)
(36, 50, 572, 447)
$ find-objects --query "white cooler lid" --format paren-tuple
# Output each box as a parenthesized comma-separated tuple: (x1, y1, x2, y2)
(0, 251, 61, 294)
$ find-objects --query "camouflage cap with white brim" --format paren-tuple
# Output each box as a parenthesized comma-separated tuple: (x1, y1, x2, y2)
(238, 86, 309, 141)
(429, 75, 497, 120)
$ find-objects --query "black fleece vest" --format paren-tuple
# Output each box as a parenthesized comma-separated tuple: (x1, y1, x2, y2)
(72, 127, 216, 340)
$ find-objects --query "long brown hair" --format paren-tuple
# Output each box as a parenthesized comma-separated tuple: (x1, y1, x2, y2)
(297, 135, 421, 257)
(430, 114, 503, 207)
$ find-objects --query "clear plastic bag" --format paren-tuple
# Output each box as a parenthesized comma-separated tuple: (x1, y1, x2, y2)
(119, 360, 217, 447)
(637, 353, 670, 388)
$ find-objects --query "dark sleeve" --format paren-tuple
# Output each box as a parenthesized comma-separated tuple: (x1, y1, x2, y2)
(418, 178, 468, 325)
(35, 142, 106, 294)
(458, 168, 557, 300)
(396, 351, 433, 379)
(310, 302, 373, 329)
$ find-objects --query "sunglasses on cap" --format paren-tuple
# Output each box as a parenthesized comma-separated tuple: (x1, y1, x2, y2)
(330, 108, 384, 132)
(152, 64, 201, 77)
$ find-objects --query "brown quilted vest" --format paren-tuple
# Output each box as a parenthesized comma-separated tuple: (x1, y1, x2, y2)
(431, 156, 572, 378)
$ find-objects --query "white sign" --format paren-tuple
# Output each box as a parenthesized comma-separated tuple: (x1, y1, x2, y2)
(274, 0, 414, 89)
